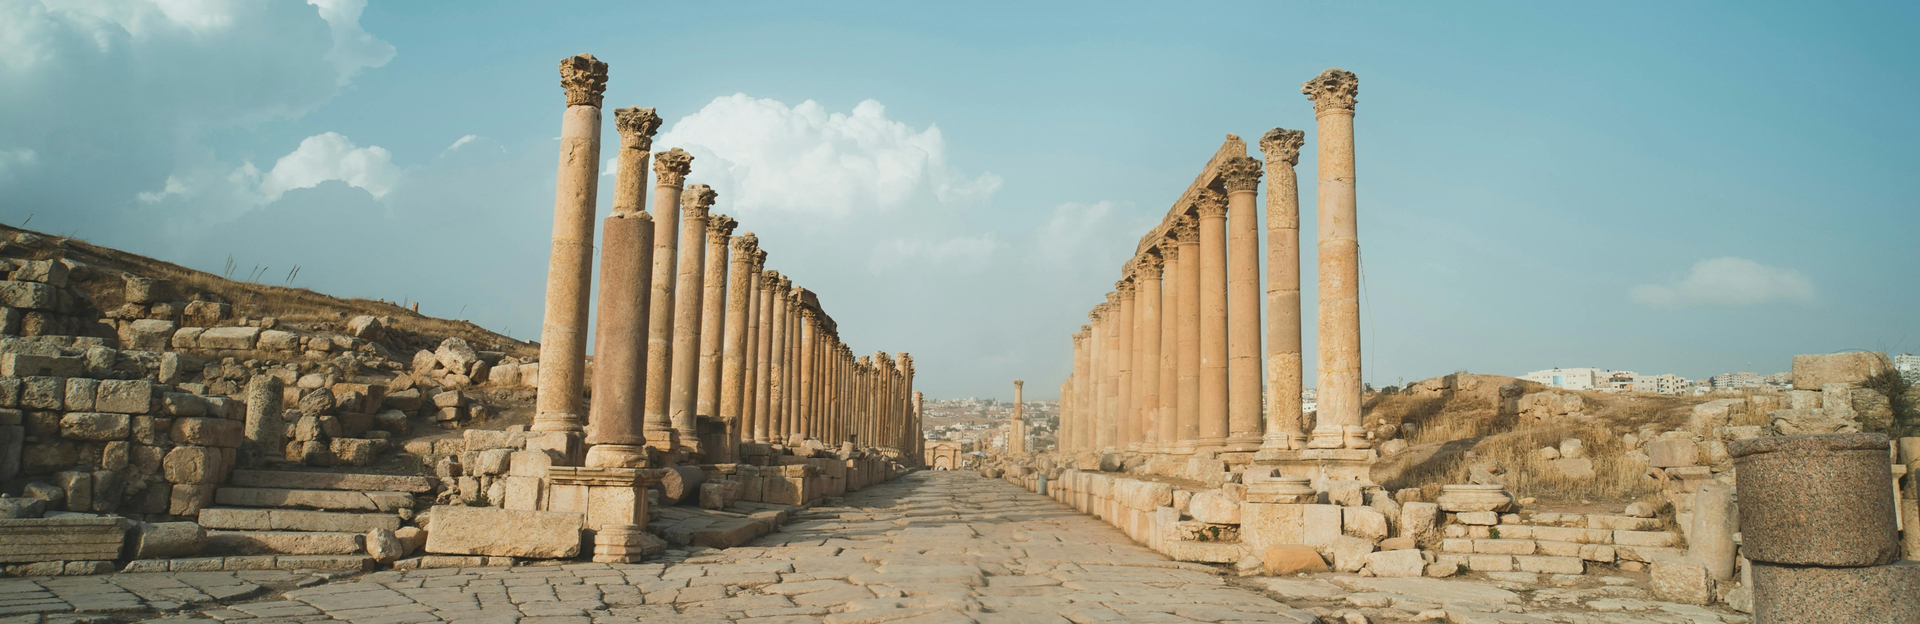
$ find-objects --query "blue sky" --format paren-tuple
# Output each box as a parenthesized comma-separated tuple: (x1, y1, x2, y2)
(2, 1, 1916, 399)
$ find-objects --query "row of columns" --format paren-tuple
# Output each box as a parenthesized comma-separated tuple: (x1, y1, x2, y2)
(1059, 68, 1366, 455)
(531, 54, 923, 468)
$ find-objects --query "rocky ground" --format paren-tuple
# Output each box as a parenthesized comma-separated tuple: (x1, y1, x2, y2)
(0, 470, 1754, 623)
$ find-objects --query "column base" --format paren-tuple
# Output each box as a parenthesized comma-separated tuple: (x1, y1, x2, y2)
(1250, 448, 1380, 486)
(1306, 428, 1346, 449)
(526, 431, 584, 466)
(1220, 437, 1262, 453)
(644, 430, 679, 456)
(530, 411, 583, 434)
(584, 444, 651, 469)
(1169, 441, 1198, 455)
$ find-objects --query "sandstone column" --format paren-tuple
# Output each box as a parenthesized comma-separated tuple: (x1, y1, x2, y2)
(585, 106, 660, 468)
(642, 148, 694, 452)
(798, 308, 817, 441)
(1071, 329, 1090, 451)
(668, 185, 716, 453)
(742, 251, 766, 442)
(1009, 379, 1026, 454)
(914, 390, 925, 464)
(1259, 128, 1308, 452)
(898, 354, 915, 450)
(1136, 253, 1163, 453)
(752, 269, 775, 443)
(1305, 68, 1366, 449)
(696, 215, 736, 431)
(766, 274, 790, 443)
(1173, 218, 1201, 453)
(533, 54, 609, 437)
(1115, 279, 1137, 451)
(717, 233, 757, 463)
(1090, 302, 1112, 450)
(1222, 156, 1264, 451)
(1195, 189, 1230, 450)
(785, 295, 804, 442)
(1156, 243, 1179, 452)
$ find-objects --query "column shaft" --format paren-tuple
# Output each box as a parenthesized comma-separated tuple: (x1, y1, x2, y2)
(1116, 283, 1136, 451)
(1306, 69, 1366, 449)
(766, 278, 789, 444)
(1136, 255, 1163, 452)
(1157, 245, 1180, 451)
(695, 217, 735, 432)
(1259, 129, 1307, 451)
(1196, 191, 1230, 448)
(642, 150, 692, 451)
(583, 108, 656, 467)
(1224, 158, 1264, 450)
(668, 186, 715, 452)
(1174, 222, 1201, 453)
(717, 234, 756, 463)
(534, 55, 608, 436)
(752, 272, 775, 443)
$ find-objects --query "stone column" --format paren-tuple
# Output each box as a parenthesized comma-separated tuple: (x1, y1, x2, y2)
(1195, 189, 1229, 450)
(741, 251, 766, 443)
(898, 354, 915, 450)
(1222, 156, 1264, 452)
(642, 149, 694, 453)
(914, 390, 925, 464)
(696, 215, 736, 434)
(1304, 68, 1366, 449)
(1173, 217, 1201, 453)
(751, 270, 775, 443)
(1090, 302, 1112, 450)
(716, 233, 757, 463)
(1009, 380, 1026, 454)
(785, 295, 804, 442)
(766, 274, 789, 445)
(856, 355, 872, 446)
(1135, 253, 1163, 454)
(1258, 128, 1308, 452)
(1071, 329, 1090, 451)
(585, 106, 660, 468)
(798, 308, 817, 441)
(1058, 381, 1072, 452)
(1156, 243, 1179, 452)
(668, 185, 716, 454)
(533, 54, 609, 437)
(1115, 279, 1137, 451)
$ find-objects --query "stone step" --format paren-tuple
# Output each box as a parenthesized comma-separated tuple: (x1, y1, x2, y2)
(229, 469, 435, 493)
(205, 531, 366, 556)
(197, 508, 402, 533)
(213, 487, 413, 512)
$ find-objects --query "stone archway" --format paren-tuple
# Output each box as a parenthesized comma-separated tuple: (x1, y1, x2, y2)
(934, 456, 952, 470)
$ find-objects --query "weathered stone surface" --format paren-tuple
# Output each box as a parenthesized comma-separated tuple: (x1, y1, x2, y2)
(228, 469, 435, 493)
(1188, 490, 1240, 524)
(1649, 559, 1712, 605)
(206, 530, 365, 555)
(94, 379, 153, 414)
(424, 505, 583, 558)
(1328, 536, 1377, 573)
(215, 487, 412, 512)
(1264, 544, 1329, 575)
(59, 412, 129, 441)
(1436, 484, 1512, 512)
(171, 416, 242, 447)
(131, 521, 206, 559)
(366, 527, 403, 563)
(1365, 548, 1425, 577)
(1793, 351, 1896, 390)
(198, 326, 261, 350)
(1753, 560, 1920, 622)
(1343, 506, 1388, 540)
(1730, 433, 1899, 566)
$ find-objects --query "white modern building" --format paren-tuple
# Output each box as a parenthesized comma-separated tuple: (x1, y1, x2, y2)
(1898, 354, 1920, 385)
(1710, 372, 1764, 391)
(1522, 368, 1611, 390)
(1633, 374, 1689, 395)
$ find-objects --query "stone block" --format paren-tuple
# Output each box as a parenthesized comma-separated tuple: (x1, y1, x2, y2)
(94, 379, 153, 414)
(0, 353, 81, 378)
(1792, 352, 1896, 390)
(170, 484, 216, 515)
(1343, 506, 1388, 541)
(1188, 490, 1241, 524)
(171, 417, 242, 447)
(1613, 530, 1677, 548)
(122, 319, 177, 350)
(60, 412, 130, 441)
(1455, 511, 1499, 525)
(423, 505, 583, 558)
(198, 326, 261, 350)
(1730, 433, 1899, 566)
(0, 280, 55, 310)
(1474, 539, 1536, 555)
(164, 445, 223, 484)
(20, 376, 61, 410)
(131, 521, 206, 559)
(13, 260, 69, 286)
(1400, 502, 1438, 540)
(53, 470, 91, 511)
(1752, 560, 1920, 622)
(1514, 555, 1583, 574)
(1649, 560, 1711, 605)
(1365, 548, 1426, 578)
(1468, 554, 1514, 572)
(1646, 439, 1698, 468)
(1303, 504, 1342, 547)
(207, 530, 364, 555)
(1239, 502, 1304, 551)
(1327, 535, 1375, 573)
(1436, 484, 1512, 512)
(62, 377, 95, 411)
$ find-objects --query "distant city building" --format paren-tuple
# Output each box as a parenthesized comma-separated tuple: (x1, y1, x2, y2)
(1603, 371, 1638, 392)
(1522, 368, 1612, 390)
(1710, 371, 1763, 391)
(1898, 354, 1920, 385)
(1632, 374, 1689, 395)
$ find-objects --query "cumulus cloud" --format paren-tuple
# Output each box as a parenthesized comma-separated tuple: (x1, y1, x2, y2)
(868, 234, 999, 274)
(306, 0, 395, 84)
(653, 95, 1001, 220)
(260, 132, 400, 201)
(1631, 257, 1815, 309)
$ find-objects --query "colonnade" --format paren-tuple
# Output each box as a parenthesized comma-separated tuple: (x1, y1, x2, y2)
(531, 54, 922, 468)
(1059, 68, 1366, 457)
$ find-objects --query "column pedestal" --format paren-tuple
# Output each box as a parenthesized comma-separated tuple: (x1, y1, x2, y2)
(1251, 448, 1379, 487)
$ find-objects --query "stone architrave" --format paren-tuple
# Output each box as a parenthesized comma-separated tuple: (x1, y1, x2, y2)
(1157, 244, 1179, 451)
(533, 54, 609, 438)
(753, 271, 778, 443)
(1194, 188, 1230, 450)
(695, 215, 736, 434)
(1304, 68, 1366, 449)
(1173, 217, 1202, 453)
(1221, 156, 1264, 451)
(642, 148, 694, 453)
(1258, 128, 1307, 452)
(1115, 279, 1137, 451)
(1136, 253, 1164, 453)
(1009, 380, 1026, 454)
(668, 185, 716, 454)
(717, 234, 758, 461)
(585, 106, 660, 468)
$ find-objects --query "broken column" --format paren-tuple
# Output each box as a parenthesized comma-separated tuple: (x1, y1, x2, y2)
(1257, 128, 1307, 453)
(1304, 68, 1366, 450)
(533, 54, 609, 440)
(1731, 433, 1920, 621)
(643, 148, 694, 454)
(584, 106, 661, 469)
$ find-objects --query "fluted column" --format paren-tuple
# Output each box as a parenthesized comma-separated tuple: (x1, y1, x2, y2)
(1173, 218, 1201, 453)
(717, 233, 757, 463)
(1223, 157, 1264, 451)
(1115, 280, 1137, 451)
(1259, 128, 1308, 452)
(642, 149, 693, 452)
(1305, 68, 1367, 450)
(696, 216, 736, 433)
(1156, 243, 1179, 452)
(1136, 253, 1164, 453)
(1195, 190, 1230, 449)
(534, 54, 608, 437)
(584, 106, 658, 468)
(668, 185, 716, 453)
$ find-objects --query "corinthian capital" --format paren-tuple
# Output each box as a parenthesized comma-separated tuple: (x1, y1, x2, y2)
(1303, 68, 1358, 115)
(708, 214, 738, 240)
(1221, 156, 1263, 193)
(682, 183, 717, 218)
(751, 248, 768, 270)
(759, 270, 780, 288)
(653, 148, 693, 187)
(1173, 216, 1200, 244)
(559, 54, 609, 108)
(615, 107, 662, 151)
(731, 232, 758, 255)
(1194, 189, 1227, 219)
(1116, 280, 1136, 296)
(1139, 252, 1165, 274)
(1259, 128, 1305, 166)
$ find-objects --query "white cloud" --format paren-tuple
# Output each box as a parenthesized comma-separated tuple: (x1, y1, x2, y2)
(653, 94, 1001, 219)
(0, 148, 37, 179)
(259, 132, 400, 201)
(1631, 257, 1815, 309)
(868, 234, 999, 274)
(306, 0, 394, 84)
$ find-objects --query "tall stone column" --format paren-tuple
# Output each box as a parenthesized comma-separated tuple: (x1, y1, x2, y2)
(1195, 189, 1230, 449)
(741, 251, 766, 442)
(668, 185, 716, 453)
(855, 355, 871, 446)
(1135, 253, 1163, 453)
(1058, 381, 1071, 452)
(798, 308, 817, 440)
(717, 233, 757, 463)
(1071, 329, 1090, 451)
(534, 54, 609, 437)
(643, 149, 694, 452)
(1222, 156, 1264, 451)
(1173, 218, 1202, 453)
(1156, 244, 1179, 452)
(584, 106, 659, 468)
(914, 390, 925, 464)
(1009, 380, 1026, 454)
(751, 270, 776, 443)
(1305, 68, 1367, 450)
(1115, 280, 1136, 451)
(785, 295, 804, 442)
(1090, 302, 1112, 450)
(897, 354, 915, 450)
(1259, 128, 1308, 452)
(696, 216, 736, 430)
(766, 274, 789, 445)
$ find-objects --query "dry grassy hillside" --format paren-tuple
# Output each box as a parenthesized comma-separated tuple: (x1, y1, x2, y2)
(1366, 373, 1703, 509)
